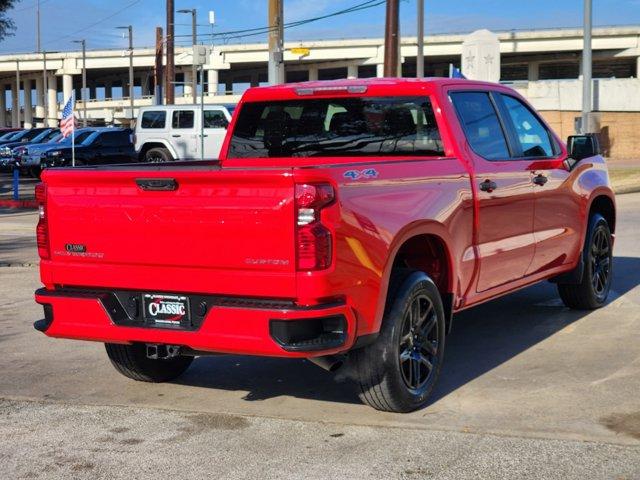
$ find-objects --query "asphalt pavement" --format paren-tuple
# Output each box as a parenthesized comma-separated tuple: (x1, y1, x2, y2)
(0, 194, 639, 479)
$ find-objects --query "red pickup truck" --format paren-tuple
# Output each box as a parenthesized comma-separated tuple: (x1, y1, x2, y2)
(34, 78, 615, 412)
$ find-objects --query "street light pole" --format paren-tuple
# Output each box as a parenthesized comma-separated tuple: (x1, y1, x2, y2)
(581, 0, 592, 133)
(416, 0, 424, 78)
(36, 0, 41, 53)
(118, 25, 135, 122)
(73, 39, 88, 126)
(178, 8, 198, 104)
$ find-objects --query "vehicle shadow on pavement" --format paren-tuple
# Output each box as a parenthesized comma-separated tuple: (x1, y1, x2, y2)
(173, 256, 639, 407)
(0, 172, 38, 200)
(0, 236, 37, 264)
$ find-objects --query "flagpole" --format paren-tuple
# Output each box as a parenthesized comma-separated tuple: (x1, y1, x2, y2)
(71, 90, 75, 167)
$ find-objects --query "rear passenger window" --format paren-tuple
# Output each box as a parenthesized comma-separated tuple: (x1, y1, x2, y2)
(450, 92, 510, 160)
(172, 110, 195, 129)
(500, 95, 555, 158)
(204, 110, 229, 128)
(140, 111, 166, 129)
(100, 131, 131, 146)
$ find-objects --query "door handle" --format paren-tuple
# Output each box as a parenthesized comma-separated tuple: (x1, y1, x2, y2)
(533, 174, 548, 186)
(136, 178, 178, 191)
(479, 179, 498, 193)
(171, 134, 181, 138)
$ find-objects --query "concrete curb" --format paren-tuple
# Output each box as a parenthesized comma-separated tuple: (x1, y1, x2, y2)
(613, 185, 640, 195)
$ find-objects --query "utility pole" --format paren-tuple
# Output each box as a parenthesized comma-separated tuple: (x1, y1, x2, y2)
(581, 0, 592, 133)
(154, 27, 164, 106)
(416, 0, 424, 78)
(72, 39, 87, 126)
(166, 0, 175, 104)
(267, 0, 284, 85)
(36, 0, 41, 53)
(178, 8, 197, 104)
(384, 0, 400, 77)
(118, 26, 135, 121)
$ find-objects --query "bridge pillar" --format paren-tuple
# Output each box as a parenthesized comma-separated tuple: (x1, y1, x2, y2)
(347, 64, 358, 79)
(23, 79, 33, 129)
(376, 63, 384, 78)
(528, 62, 540, 81)
(183, 70, 193, 98)
(206, 69, 219, 95)
(11, 82, 19, 128)
(35, 76, 45, 127)
(47, 73, 58, 127)
(0, 85, 6, 127)
(62, 74, 73, 103)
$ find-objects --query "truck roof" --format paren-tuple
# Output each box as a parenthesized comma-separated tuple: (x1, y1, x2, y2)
(242, 77, 502, 102)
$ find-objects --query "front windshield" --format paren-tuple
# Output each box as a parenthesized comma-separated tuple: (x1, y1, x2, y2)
(1, 130, 23, 141)
(0, 131, 15, 140)
(30, 129, 55, 143)
(21, 129, 47, 141)
(42, 130, 60, 142)
(54, 131, 92, 146)
(229, 96, 444, 158)
(81, 131, 100, 146)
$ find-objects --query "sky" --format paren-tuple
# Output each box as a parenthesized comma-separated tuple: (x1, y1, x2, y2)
(1, 0, 639, 54)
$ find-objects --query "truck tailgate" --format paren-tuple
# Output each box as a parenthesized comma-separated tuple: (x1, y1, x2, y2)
(41, 167, 297, 298)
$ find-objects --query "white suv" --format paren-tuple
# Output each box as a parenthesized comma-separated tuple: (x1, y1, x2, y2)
(134, 104, 234, 162)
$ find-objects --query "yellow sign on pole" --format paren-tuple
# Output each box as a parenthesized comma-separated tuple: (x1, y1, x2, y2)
(290, 47, 310, 57)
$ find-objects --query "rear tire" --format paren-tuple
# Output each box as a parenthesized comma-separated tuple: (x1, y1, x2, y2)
(350, 270, 446, 412)
(144, 147, 173, 163)
(105, 343, 193, 382)
(558, 213, 613, 310)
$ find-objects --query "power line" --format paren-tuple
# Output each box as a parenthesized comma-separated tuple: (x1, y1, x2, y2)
(173, 0, 386, 42)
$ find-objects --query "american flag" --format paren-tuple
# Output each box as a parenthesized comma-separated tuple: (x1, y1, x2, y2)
(60, 95, 77, 138)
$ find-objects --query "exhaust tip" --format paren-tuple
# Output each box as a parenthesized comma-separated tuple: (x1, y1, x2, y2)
(308, 355, 344, 372)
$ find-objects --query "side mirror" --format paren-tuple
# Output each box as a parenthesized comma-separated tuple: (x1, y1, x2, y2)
(564, 134, 600, 171)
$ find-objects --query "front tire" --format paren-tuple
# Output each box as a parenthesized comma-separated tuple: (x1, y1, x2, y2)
(558, 213, 613, 310)
(351, 270, 446, 412)
(105, 343, 193, 382)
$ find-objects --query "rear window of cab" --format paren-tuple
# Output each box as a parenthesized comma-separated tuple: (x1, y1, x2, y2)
(140, 111, 167, 129)
(229, 96, 444, 158)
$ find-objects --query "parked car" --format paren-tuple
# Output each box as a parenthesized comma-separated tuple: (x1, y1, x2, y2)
(134, 104, 233, 162)
(33, 79, 615, 412)
(42, 128, 135, 168)
(17, 129, 94, 177)
(0, 129, 23, 145)
(0, 127, 49, 148)
(0, 128, 56, 171)
(0, 128, 60, 170)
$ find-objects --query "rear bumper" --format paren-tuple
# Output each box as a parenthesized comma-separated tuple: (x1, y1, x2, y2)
(34, 288, 357, 357)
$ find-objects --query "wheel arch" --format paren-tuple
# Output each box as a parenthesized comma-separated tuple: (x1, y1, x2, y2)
(588, 192, 616, 234)
(375, 222, 457, 335)
(138, 141, 176, 161)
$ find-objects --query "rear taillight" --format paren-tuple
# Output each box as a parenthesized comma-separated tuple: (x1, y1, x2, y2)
(295, 183, 334, 271)
(35, 183, 49, 260)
